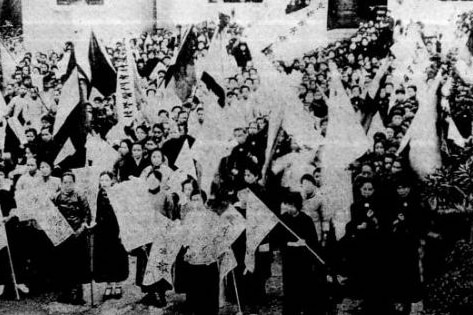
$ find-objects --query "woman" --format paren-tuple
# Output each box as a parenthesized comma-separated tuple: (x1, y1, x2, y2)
(387, 176, 428, 315)
(53, 172, 91, 305)
(344, 178, 389, 315)
(37, 160, 60, 198)
(120, 142, 150, 181)
(140, 149, 173, 189)
(178, 178, 198, 220)
(113, 139, 132, 182)
(93, 172, 129, 301)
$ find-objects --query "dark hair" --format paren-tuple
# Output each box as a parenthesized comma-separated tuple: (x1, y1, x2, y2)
(25, 128, 37, 137)
(300, 173, 317, 186)
(99, 171, 114, 181)
(181, 178, 198, 192)
(190, 189, 207, 203)
(147, 168, 162, 182)
(41, 126, 53, 135)
(158, 109, 169, 116)
(281, 191, 303, 210)
(61, 171, 76, 182)
(244, 162, 260, 178)
(120, 139, 133, 152)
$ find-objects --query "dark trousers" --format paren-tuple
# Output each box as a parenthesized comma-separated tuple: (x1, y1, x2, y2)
(186, 262, 219, 315)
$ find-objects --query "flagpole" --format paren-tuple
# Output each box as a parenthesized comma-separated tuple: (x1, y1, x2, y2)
(276, 216, 326, 266)
(231, 270, 243, 314)
(0, 207, 20, 301)
(87, 227, 95, 307)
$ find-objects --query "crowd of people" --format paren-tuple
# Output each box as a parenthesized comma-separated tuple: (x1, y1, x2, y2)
(0, 4, 472, 315)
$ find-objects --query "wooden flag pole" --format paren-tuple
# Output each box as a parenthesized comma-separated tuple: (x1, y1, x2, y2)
(276, 217, 326, 266)
(0, 207, 20, 301)
(87, 228, 95, 307)
(231, 270, 243, 315)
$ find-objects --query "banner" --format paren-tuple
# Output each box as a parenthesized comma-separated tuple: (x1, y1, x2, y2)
(217, 205, 246, 256)
(245, 191, 278, 273)
(115, 39, 138, 127)
(74, 166, 101, 221)
(108, 177, 160, 251)
(143, 220, 184, 287)
(16, 189, 74, 246)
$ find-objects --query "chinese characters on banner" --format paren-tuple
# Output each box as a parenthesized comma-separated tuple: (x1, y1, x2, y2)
(115, 39, 138, 127)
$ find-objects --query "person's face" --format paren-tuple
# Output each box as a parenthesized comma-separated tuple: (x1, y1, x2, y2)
(26, 132, 36, 143)
(360, 182, 374, 199)
(302, 179, 316, 196)
(183, 183, 193, 198)
(392, 161, 402, 174)
(235, 130, 247, 145)
(361, 165, 374, 178)
(30, 89, 38, 99)
(178, 112, 188, 124)
(150, 151, 163, 167)
(146, 173, 161, 191)
(395, 132, 404, 143)
(384, 157, 393, 170)
(397, 185, 411, 199)
(407, 87, 416, 99)
(119, 143, 129, 156)
(61, 175, 75, 194)
(169, 127, 180, 139)
(132, 145, 143, 159)
(374, 142, 385, 156)
(385, 128, 394, 139)
(391, 115, 403, 127)
(153, 128, 163, 140)
(41, 129, 52, 142)
(19, 86, 27, 96)
(40, 162, 52, 177)
(244, 169, 258, 185)
(281, 202, 298, 217)
(241, 87, 250, 99)
(145, 140, 157, 152)
(305, 92, 314, 103)
(197, 110, 204, 123)
(136, 128, 147, 141)
(99, 174, 113, 189)
(190, 194, 204, 209)
(248, 123, 258, 135)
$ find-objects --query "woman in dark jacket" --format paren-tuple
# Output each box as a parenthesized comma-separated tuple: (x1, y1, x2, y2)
(93, 171, 129, 301)
(387, 175, 428, 315)
(344, 177, 390, 315)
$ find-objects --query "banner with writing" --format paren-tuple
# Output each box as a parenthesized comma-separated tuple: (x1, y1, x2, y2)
(115, 39, 138, 127)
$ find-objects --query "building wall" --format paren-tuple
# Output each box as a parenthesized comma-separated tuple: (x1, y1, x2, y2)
(22, 0, 155, 52)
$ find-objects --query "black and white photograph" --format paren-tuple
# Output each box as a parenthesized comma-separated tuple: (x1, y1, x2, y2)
(0, 0, 472, 314)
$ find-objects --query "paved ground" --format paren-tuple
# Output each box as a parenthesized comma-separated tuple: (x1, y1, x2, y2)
(0, 255, 424, 315)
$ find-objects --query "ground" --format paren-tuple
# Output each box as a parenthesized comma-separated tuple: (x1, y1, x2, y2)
(0, 254, 425, 315)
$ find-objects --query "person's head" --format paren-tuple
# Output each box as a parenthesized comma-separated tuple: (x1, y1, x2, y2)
(39, 160, 53, 177)
(196, 107, 204, 124)
(406, 85, 417, 99)
(131, 142, 143, 160)
(244, 164, 260, 185)
(150, 149, 165, 167)
(359, 178, 375, 199)
(171, 106, 182, 121)
(190, 189, 207, 209)
(395, 177, 411, 199)
(300, 174, 317, 196)
(240, 85, 250, 100)
(373, 141, 385, 156)
(281, 191, 303, 217)
(99, 171, 114, 189)
(40, 126, 53, 143)
(395, 88, 406, 102)
(25, 128, 37, 143)
(391, 158, 404, 175)
(360, 163, 374, 178)
(119, 139, 132, 157)
(19, 84, 27, 97)
(181, 178, 197, 198)
(26, 157, 38, 175)
(384, 154, 395, 171)
(61, 172, 76, 194)
(391, 111, 404, 127)
(158, 109, 169, 122)
(256, 117, 267, 131)
(146, 168, 162, 191)
(385, 127, 395, 140)
(177, 111, 188, 125)
(234, 127, 247, 145)
(351, 85, 361, 98)
(136, 125, 148, 142)
(145, 138, 158, 153)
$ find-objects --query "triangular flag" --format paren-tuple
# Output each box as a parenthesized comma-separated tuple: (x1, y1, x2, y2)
(89, 31, 117, 97)
(447, 116, 466, 148)
(53, 68, 81, 137)
(367, 111, 385, 145)
(54, 138, 76, 166)
(174, 139, 197, 179)
(0, 43, 17, 86)
(245, 190, 278, 273)
(85, 134, 120, 171)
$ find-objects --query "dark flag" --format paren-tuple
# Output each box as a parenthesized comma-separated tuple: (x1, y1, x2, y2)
(89, 31, 117, 97)
(161, 25, 197, 100)
(52, 67, 87, 169)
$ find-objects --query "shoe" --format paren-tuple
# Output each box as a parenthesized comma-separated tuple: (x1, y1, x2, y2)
(112, 287, 123, 299)
(103, 287, 113, 302)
